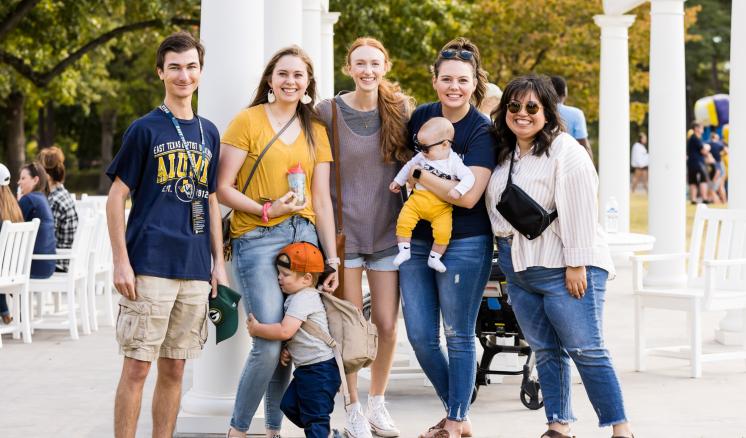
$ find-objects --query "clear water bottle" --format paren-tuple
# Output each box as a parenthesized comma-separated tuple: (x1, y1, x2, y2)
(287, 162, 306, 206)
(604, 196, 619, 233)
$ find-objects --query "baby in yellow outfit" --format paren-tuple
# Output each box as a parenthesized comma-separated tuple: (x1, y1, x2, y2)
(388, 117, 475, 272)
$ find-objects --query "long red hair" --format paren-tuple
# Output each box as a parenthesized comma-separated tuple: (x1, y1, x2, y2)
(344, 37, 413, 163)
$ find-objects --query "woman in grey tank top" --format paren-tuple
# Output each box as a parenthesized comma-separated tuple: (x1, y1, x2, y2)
(316, 37, 413, 438)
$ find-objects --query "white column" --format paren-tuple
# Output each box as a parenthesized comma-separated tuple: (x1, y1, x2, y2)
(715, 0, 745, 345)
(264, 0, 303, 61)
(320, 12, 340, 99)
(303, 0, 323, 98)
(646, 0, 688, 284)
(594, 14, 635, 233)
(177, 1, 265, 434)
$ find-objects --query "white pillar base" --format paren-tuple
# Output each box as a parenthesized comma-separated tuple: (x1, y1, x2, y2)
(715, 310, 744, 346)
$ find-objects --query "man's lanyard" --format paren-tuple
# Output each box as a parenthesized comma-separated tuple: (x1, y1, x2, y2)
(159, 103, 208, 235)
(159, 103, 206, 181)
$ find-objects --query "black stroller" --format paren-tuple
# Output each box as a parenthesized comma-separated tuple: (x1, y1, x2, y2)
(472, 251, 543, 410)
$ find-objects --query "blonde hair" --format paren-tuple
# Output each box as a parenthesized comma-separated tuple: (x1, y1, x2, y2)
(0, 186, 23, 223)
(345, 37, 413, 163)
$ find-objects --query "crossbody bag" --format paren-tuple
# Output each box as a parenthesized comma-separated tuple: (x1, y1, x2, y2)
(222, 114, 297, 260)
(495, 152, 558, 240)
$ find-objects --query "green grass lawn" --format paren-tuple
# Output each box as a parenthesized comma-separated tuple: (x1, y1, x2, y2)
(629, 191, 724, 239)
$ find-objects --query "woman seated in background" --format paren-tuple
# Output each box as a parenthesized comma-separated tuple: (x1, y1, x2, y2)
(17, 162, 57, 279)
(0, 163, 24, 324)
(38, 146, 78, 272)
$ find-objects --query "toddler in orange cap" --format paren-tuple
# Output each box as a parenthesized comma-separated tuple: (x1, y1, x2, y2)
(246, 242, 342, 438)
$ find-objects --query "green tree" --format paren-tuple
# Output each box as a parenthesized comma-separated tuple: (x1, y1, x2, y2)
(0, 0, 198, 187)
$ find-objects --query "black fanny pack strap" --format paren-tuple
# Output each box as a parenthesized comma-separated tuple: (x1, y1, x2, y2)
(222, 113, 297, 221)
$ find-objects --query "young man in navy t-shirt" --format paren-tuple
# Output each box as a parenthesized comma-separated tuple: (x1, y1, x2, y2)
(106, 31, 227, 438)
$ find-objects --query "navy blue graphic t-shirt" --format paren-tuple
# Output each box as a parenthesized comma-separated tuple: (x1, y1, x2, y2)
(106, 109, 220, 281)
(407, 102, 497, 241)
(19, 191, 57, 279)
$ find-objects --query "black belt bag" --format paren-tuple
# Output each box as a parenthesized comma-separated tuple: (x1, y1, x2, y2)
(496, 155, 558, 240)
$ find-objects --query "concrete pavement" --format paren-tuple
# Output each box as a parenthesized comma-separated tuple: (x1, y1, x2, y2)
(1, 264, 745, 437)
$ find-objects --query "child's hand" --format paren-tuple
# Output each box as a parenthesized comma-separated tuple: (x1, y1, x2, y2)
(280, 347, 292, 366)
(448, 188, 462, 200)
(389, 181, 401, 193)
(246, 313, 259, 336)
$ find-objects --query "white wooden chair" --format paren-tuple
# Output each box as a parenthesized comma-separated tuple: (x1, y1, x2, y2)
(86, 211, 114, 330)
(632, 204, 746, 377)
(0, 219, 40, 346)
(29, 213, 94, 340)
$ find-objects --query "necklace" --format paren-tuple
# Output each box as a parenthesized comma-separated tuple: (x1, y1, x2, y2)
(360, 108, 379, 129)
(266, 103, 294, 128)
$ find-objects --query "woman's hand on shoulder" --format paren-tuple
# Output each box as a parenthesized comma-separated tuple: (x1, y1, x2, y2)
(565, 266, 587, 299)
(268, 191, 307, 219)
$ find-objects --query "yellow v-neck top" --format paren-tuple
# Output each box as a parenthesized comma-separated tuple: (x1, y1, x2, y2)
(221, 105, 333, 237)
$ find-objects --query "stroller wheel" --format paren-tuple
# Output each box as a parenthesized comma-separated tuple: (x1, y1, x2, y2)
(520, 380, 543, 410)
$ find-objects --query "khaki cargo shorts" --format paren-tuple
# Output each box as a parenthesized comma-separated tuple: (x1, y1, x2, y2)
(116, 275, 211, 362)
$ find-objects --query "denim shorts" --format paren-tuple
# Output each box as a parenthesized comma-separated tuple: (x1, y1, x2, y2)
(345, 245, 398, 271)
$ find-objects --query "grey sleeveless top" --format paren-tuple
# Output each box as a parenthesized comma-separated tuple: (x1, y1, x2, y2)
(317, 96, 402, 254)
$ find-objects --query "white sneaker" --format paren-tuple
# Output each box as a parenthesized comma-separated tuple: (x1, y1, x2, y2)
(345, 402, 373, 438)
(366, 396, 400, 437)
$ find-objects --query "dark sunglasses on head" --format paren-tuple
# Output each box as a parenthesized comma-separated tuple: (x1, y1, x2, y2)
(413, 134, 451, 153)
(507, 100, 542, 115)
(440, 49, 474, 61)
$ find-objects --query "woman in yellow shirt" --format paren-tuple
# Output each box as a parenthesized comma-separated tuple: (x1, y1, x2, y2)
(218, 46, 339, 438)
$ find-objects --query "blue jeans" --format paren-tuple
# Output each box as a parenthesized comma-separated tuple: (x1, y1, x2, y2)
(496, 238, 628, 427)
(399, 235, 492, 421)
(281, 358, 341, 438)
(230, 216, 319, 432)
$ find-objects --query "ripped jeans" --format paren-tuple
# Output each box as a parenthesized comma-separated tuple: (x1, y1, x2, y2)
(496, 237, 628, 427)
(399, 235, 492, 421)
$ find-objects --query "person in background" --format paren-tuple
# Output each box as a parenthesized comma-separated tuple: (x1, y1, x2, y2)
(687, 122, 711, 205)
(478, 82, 502, 117)
(707, 132, 727, 203)
(550, 75, 592, 160)
(0, 163, 25, 324)
(630, 133, 649, 193)
(38, 146, 79, 272)
(316, 36, 411, 438)
(17, 162, 57, 279)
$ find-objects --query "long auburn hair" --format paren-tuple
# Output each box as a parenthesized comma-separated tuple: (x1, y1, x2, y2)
(491, 75, 564, 165)
(249, 46, 321, 158)
(0, 186, 23, 223)
(432, 37, 489, 108)
(344, 37, 413, 163)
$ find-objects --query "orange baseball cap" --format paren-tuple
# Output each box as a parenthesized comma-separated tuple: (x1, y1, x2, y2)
(276, 242, 331, 274)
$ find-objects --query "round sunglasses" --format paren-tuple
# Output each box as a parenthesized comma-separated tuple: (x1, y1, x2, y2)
(440, 49, 474, 61)
(507, 100, 543, 115)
